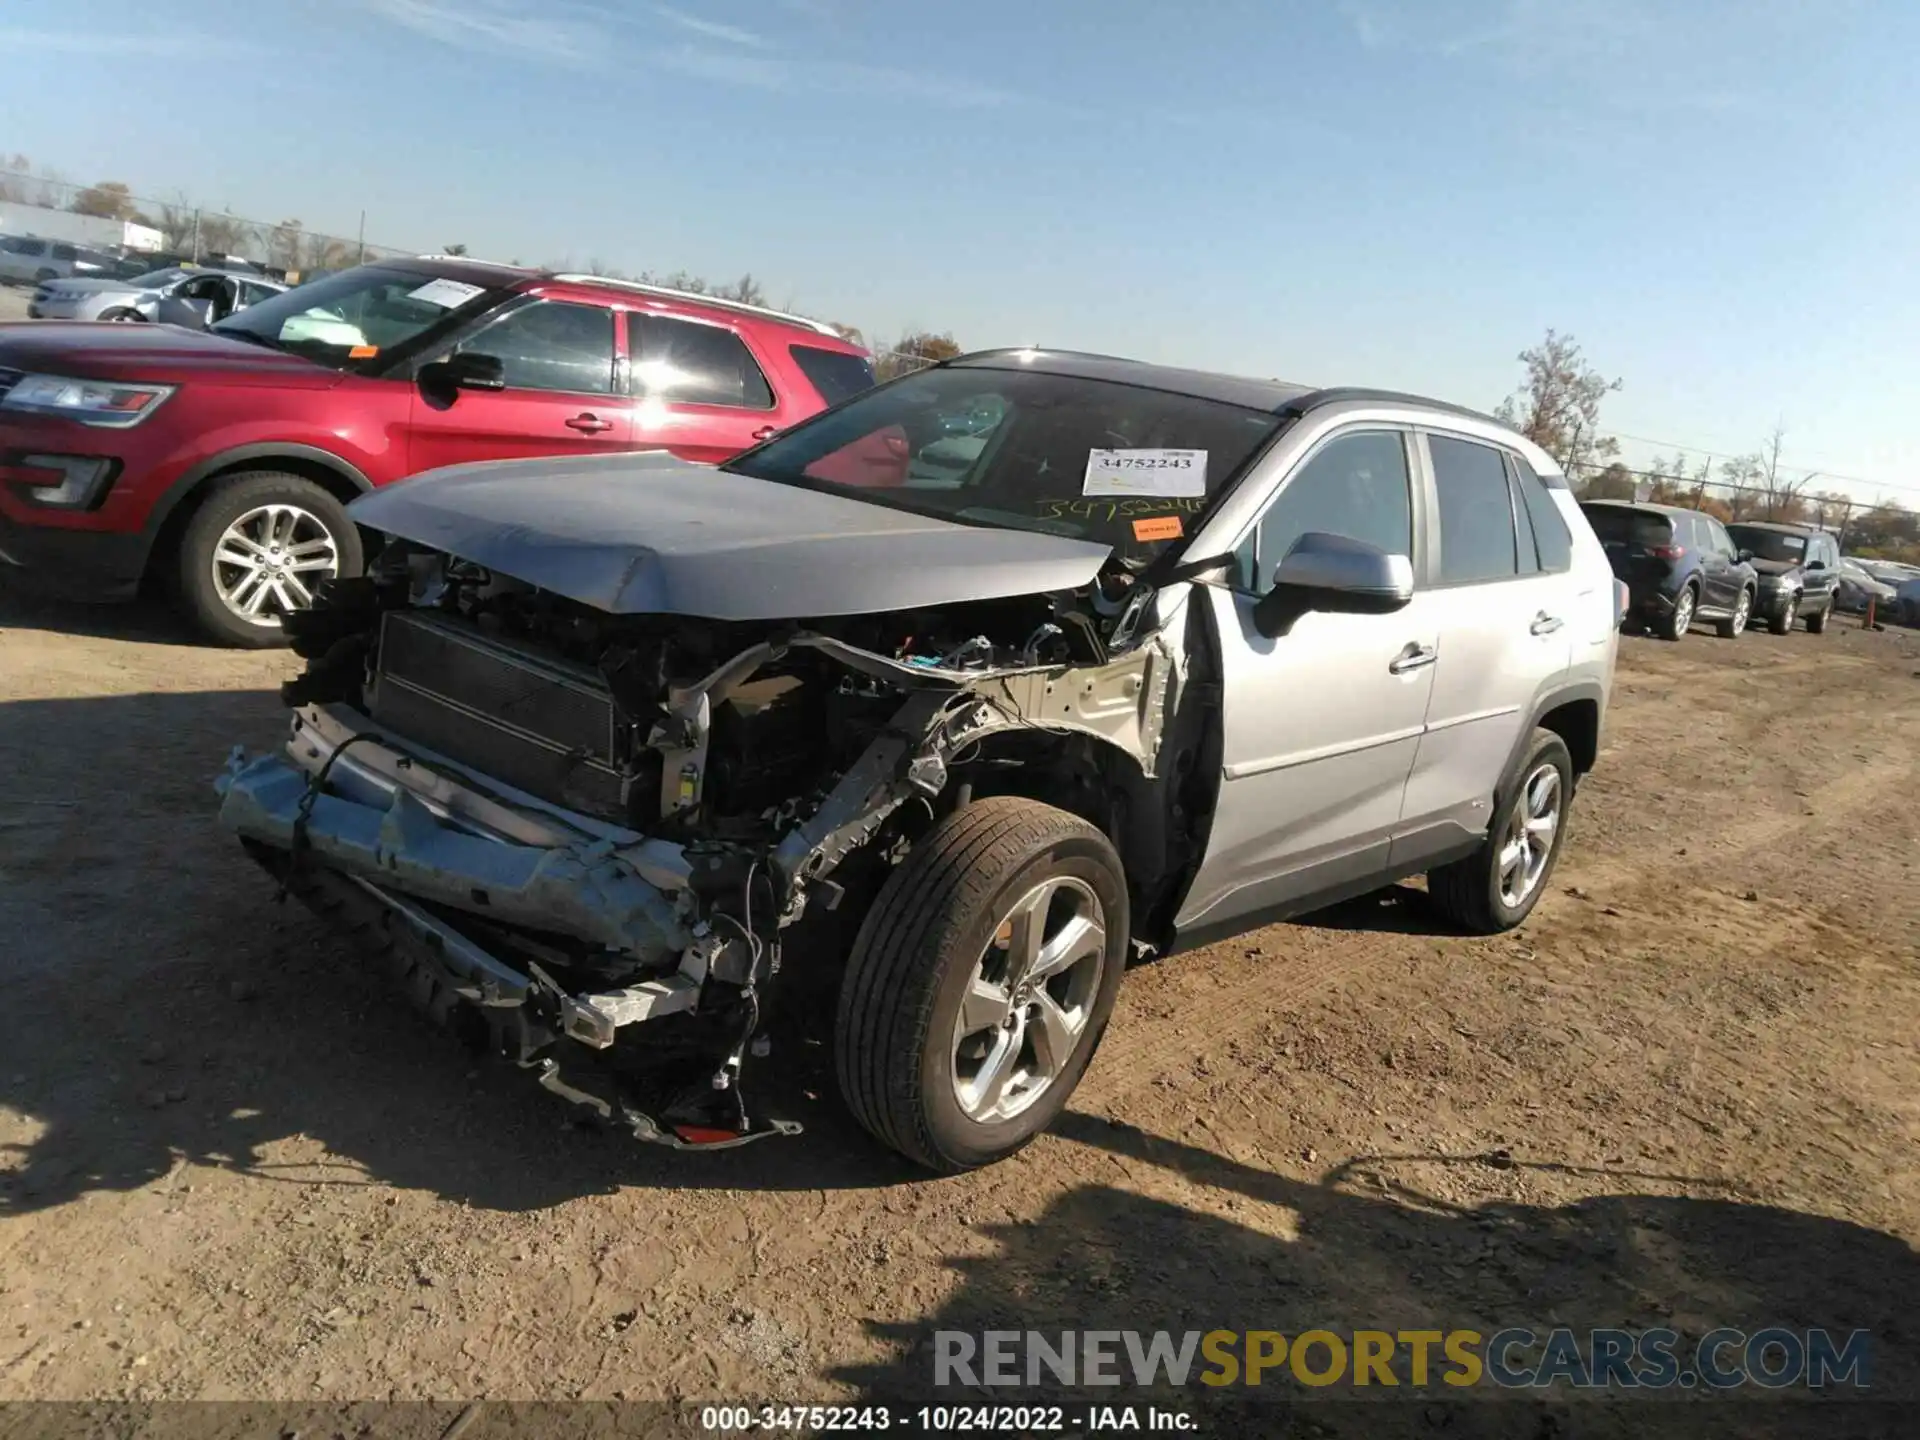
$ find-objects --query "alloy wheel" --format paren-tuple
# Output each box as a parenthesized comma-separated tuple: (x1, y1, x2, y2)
(1673, 589, 1694, 635)
(1732, 589, 1751, 635)
(950, 875, 1106, 1124)
(210, 503, 340, 628)
(1497, 763, 1562, 910)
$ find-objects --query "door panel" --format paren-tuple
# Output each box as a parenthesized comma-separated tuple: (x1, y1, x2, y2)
(629, 311, 788, 463)
(1175, 426, 1430, 935)
(406, 299, 630, 472)
(1397, 575, 1572, 838)
(1174, 587, 1439, 931)
(1398, 432, 1572, 841)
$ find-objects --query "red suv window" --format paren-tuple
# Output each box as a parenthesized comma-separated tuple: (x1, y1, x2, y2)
(630, 314, 773, 409)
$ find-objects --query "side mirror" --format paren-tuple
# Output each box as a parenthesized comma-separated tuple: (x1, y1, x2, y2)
(1736, 548, 1755, 563)
(419, 351, 507, 398)
(1251, 532, 1414, 639)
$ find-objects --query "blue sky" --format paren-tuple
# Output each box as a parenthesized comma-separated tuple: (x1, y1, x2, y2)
(5, 0, 1919, 503)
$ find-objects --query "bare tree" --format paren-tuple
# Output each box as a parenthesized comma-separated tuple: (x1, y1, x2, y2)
(196, 212, 257, 262)
(299, 231, 354, 274)
(155, 194, 198, 253)
(876, 330, 963, 381)
(442, 243, 468, 256)
(1494, 329, 1623, 476)
(267, 218, 305, 272)
(1756, 423, 1814, 521)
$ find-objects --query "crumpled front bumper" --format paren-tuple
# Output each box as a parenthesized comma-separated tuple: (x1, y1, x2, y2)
(212, 707, 801, 1144)
(216, 746, 689, 966)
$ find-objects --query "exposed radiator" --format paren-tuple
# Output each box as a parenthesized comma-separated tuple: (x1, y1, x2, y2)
(370, 611, 627, 817)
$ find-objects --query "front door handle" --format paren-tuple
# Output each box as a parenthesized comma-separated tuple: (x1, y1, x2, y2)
(751, 425, 779, 442)
(565, 413, 614, 434)
(1530, 611, 1564, 636)
(1389, 642, 1438, 675)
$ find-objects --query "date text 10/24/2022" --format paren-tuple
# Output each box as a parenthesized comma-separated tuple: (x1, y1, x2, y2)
(699, 1405, 1196, 1432)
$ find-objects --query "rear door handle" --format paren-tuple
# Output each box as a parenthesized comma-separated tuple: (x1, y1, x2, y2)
(1530, 612, 1564, 636)
(565, 413, 614, 434)
(751, 425, 779, 442)
(1389, 642, 1438, 674)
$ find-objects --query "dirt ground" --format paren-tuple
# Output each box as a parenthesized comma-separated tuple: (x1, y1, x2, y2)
(2, 583, 1917, 1437)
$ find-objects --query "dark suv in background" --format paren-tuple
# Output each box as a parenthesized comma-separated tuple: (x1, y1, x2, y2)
(1726, 521, 1841, 634)
(1581, 500, 1758, 640)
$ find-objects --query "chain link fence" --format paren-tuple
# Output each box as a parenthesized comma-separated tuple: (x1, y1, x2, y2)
(0, 171, 411, 279)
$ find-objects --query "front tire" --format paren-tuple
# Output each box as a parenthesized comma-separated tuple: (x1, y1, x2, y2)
(1806, 598, 1831, 634)
(98, 307, 146, 323)
(1428, 729, 1574, 934)
(176, 472, 362, 648)
(835, 797, 1129, 1173)
(1766, 591, 1797, 635)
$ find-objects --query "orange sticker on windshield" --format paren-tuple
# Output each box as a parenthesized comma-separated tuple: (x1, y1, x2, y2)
(1132, 515, 1184, 541)
(348, 345, 379, 359)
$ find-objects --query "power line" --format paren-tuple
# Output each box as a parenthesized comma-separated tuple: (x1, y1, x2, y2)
(1596, 430, 1920, 499)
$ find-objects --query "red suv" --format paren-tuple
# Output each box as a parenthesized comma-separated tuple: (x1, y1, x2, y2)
(0, 257, 875, 644)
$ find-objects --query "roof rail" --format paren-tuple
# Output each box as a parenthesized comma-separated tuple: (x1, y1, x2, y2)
(1284, 386, 1505, 427)
(412, 254, 535, 269)
(549, 273, 841, 336)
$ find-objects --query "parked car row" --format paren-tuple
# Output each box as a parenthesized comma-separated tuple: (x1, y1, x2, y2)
(0, 235, 121, 285)
(1579, 499, 1873, 640)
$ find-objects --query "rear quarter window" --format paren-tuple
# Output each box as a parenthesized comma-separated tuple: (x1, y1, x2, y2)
(1582, 505, 1671, 546)
(1512, 457, 1573, 571)
(790, 345, 877, 407)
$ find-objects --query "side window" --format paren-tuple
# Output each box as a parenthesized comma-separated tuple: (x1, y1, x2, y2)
(240, 281, 278, 307)
(456, 300, 616, 394)
(1512, 457, 1573, 572)
(631, 314, 775, 409)
(52, 242, 76, 262)
(1232, 430, 1412, 593)
(1706, 518, 1734, 556)
(1429, 434, 1518, 585)
(1510, 463, 1541, 574)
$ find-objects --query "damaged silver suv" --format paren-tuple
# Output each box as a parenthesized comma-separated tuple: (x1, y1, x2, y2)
(215, 350, 1620, 1172)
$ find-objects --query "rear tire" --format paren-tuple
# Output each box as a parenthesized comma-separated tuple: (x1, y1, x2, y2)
(1766, 591, 1797, 635)
(835, 797, 1129, 1173)
(1657, 584, 1696, 641)
(1428, 729, 1574, 935)
(176, 472, 362, 648)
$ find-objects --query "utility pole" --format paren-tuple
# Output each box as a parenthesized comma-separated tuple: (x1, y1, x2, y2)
(356, 210, 366, 265)
(190, 208, 202, 263)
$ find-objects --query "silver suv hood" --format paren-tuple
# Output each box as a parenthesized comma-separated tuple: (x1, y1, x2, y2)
(349, 450, 1114, 619)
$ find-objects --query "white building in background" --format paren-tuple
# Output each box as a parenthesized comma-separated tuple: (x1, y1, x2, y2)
(0, 200, 163, 252)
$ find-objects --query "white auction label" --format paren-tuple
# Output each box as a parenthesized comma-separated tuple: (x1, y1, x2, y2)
(406, 278, 487, 309)
(1082, 448, 1208, 498)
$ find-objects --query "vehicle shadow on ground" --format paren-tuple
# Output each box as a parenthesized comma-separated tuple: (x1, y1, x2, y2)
(0, 681, 1511, 1217)
(834, 1114, 1918, 1437)
(0, 578, 208, 647)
